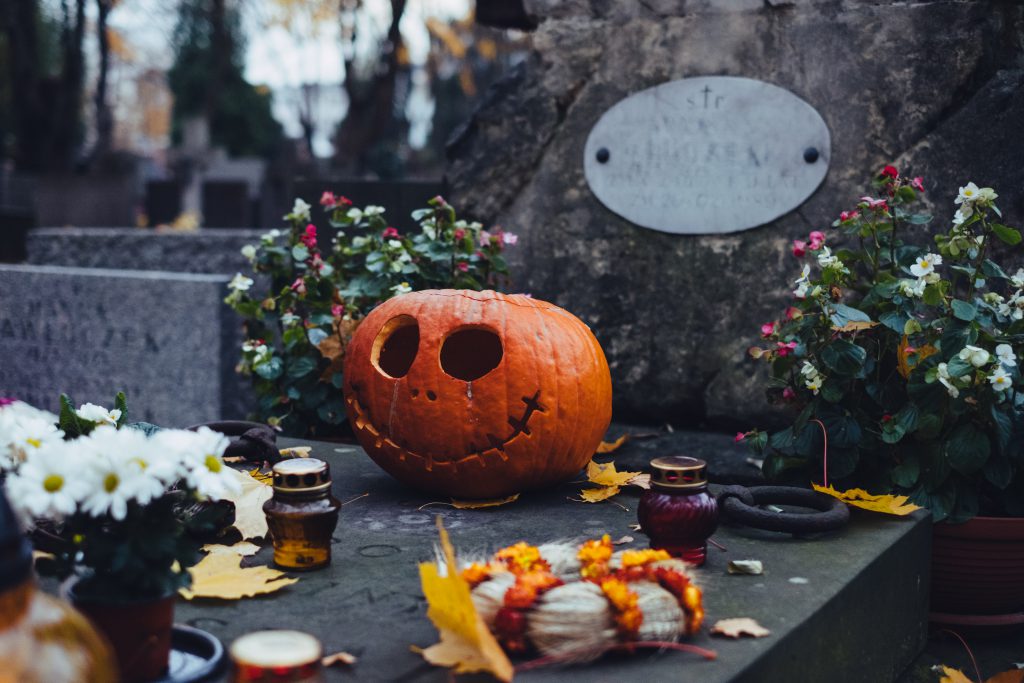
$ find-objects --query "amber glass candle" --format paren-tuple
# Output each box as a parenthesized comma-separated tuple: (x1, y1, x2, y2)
(263, 458, 341, 571)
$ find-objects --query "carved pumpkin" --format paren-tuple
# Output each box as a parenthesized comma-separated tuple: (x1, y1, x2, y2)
(343, 289, 612, 498)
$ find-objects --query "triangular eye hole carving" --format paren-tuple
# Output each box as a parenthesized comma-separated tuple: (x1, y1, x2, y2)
(440, 327, 503, 381)
(372, 315, 419, 378)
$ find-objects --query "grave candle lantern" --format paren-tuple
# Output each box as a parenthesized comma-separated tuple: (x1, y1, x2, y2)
(637, 456, 719, 566)
(263, 458, 341, 571)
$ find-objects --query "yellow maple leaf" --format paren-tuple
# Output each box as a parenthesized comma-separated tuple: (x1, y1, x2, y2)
(180, 553, 297, 600)
(587, 460, 643, 487)
(416, 519, 513, 682)
(898, 335, 939, 379)
(200, 541, 261, 557)
(937, 666, 974, 683)
(278, 446, 312, 459)
(813, 484, 921, 516)
(596, 434, 629, 453)
(223, 468, 273, 539)
(450, 494, 520, 509)
(580, 485, 621, 502)
(832, 321, 880, 333)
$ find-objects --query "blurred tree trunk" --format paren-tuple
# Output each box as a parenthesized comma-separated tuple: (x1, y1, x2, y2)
(204, 0, 229, 129)
(3, 0, 44, 171)
(333, 0, 406, 174)
(51, 0, 87, 170)
(89, 0, 114, 165)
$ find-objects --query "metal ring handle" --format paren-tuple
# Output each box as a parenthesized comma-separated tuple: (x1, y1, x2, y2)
(718, 485, 850, 534)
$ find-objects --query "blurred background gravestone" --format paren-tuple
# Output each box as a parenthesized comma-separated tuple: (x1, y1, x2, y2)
(448, 1, 1024, 429)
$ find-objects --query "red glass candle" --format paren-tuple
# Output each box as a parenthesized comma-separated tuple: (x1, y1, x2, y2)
(637, 456, 718, 566)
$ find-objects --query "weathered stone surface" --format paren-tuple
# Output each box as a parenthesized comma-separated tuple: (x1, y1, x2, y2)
(447, 2, 1024, 429)
(26, 228, 263, 274)
(0, 264, 252, 426)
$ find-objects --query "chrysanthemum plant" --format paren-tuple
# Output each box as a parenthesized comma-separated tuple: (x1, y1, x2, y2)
(746, 168, 1024, 522)
(1, 396, 237, 601)
(226, 194, 516, 438)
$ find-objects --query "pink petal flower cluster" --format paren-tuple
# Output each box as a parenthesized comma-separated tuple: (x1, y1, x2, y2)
(319, 192, 352, 209)
(760, 321, 776, 338)
(776, 341, 797, 357)
(300, 224, 317, 249)
(792, 231, 826, 257)
(382, 226, 400, 239)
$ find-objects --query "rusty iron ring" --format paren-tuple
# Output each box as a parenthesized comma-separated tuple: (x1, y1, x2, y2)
(717, 485, 850, 534)
(188, 420, 279, 463)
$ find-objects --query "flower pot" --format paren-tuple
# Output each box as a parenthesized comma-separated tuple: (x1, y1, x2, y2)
(64, 579, 176, 683)
(930, 516, 1024, 627)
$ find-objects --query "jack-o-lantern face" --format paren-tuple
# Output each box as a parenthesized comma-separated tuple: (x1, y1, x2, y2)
(343, 290, 612, 498)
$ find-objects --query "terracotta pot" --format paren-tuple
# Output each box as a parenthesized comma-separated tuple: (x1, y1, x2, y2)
(65, 579, 176, 683)
(930, 515, 1024, 626)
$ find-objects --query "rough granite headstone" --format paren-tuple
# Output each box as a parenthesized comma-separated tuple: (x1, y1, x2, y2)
(449, 2, 1024, 429)
(0, 264, 251, 427)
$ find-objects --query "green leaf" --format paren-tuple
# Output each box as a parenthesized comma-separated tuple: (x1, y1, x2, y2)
(991, 405, 1014, 451)
(113, 392, 128, 427)
(282, 326, 305, 350)
(940, 321, 977, 360)
(944, 422, 991, 474)
(307, 328, 329, 346)
(951, 299, 977, 322)
(879, 311, 909, 333)
(830, 304, 872, 327)
(983, 453, 1013, 489)
(291, 244, 310, 261)
(824, 414, 862, 450)
(58, 394, 92, 437)
(892, 453, 920, 488)
(981, 259, 1009, 280)
(922, 284, 943, 306)
(820, 340, 867, 376)
(909, 483, 955, 522)
(287, 356, 318, 379)
(906, 214, 932, 225)
(991, 223, 1022, 246)
(897, 186, 916, 202)
(820, 379, 844, 403)
(254, 357, 283, 380)
(945, 356, 973, 379)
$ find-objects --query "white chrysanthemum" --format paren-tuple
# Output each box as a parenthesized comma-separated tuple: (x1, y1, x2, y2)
(5, 441, 89, 520)
(79, 436, 144, 521)
(910, 253, 942, 278)
(959, 345, 991, 368)
(92, 427, 177, 504)
(75, 402, 121, 426)
(989, 367, 1012, 392)
(176, 427, 238, 500)
(996, 344, 1017, 368)
(1, 411, 64, 471)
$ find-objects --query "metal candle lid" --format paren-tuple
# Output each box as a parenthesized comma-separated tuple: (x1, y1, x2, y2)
(230, 630, 321, 679)
(649, 456, 708, 490)
(272, 458, 332, 495)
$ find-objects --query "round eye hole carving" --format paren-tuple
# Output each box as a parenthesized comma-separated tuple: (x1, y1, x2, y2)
(440, 327, 503, 382)
(372, 315, 420, 378)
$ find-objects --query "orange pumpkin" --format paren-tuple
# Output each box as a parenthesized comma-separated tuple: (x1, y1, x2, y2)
(343, 289, 612, 498)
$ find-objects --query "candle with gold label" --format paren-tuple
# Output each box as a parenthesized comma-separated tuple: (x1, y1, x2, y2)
(263, 458, 341, 570)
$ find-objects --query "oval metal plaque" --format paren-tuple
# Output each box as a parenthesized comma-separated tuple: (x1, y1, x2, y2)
(584, 76, 831, 235)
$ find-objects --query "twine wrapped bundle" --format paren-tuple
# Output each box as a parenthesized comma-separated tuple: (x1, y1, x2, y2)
(460, 537, 705, 663)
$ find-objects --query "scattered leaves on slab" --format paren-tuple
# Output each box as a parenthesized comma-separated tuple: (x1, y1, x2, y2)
(832, 321, 879, 333)
(450, 494, 520, 510)
(223, 468, 273, 540)
(727, 560, 763, 575)
(812, 484, 921, 516)
(322, 651, 357, 667)
(710, 618, 771, 639)
(279, 446, 312, 459)
(573, 460, 651, 504)
(415, 518, 513, 682)
(201, 541, 261, 557)
(180, 553, 297, 600)
(247, 467, 273, 485)
(596, 434, 629, 453)
(579, 486, 621, 502)
(935, 665, 1024, 683)
(612, 535, 634, 545)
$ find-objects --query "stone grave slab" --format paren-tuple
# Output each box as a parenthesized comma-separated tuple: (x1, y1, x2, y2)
(0, 264, 251, 426)
(171, 437, 931, 683)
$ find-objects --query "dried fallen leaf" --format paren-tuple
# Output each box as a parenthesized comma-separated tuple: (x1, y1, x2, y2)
(322, 651, 357, 667)
(579, 486, 621, 502)
(989, 671, 1024, 683)
(898, 336, 938, 379)
(813, 484, 921, 516)
(416, 519, 513, 681)
(223, 469, 273, 540)
(935, 666, 974, 683)
(627, 472, 651, 489)
(710, 618, 771, 638)
(317, 317, 360, 382)
(247, 467, 273, 485)
(450, 494, 520, 510)
(596, 434, 629, 453)
(728, 560, 763, 575)
(201, 541, 261, 557)
(612, 535, 634, 545)
(832, 321, 879, 333)
(179, 553, 297, 600)
(278, 446, 312, 459)
(587, 460, 643, 487)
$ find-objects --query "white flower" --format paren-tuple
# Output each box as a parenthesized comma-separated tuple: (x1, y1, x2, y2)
(996, 343, 1016, 368)
(351, 236, 369, 249)
(952, 209, 968, 226)
(816, 246, 837, 268)
(956, 182, 981, 205)
(87, 426, 168, 506)
(391, 282, 412, 295)
(5, 441, 88, 520)
(984, 292, 1004, 305)
(75, 402, 121, 426)
(793, 264, 811, 299)
(346, 208, 363, 222)
(228, 273, 254, 292)
(503, 232, 519, 245)
(241, 244, 257, 260)
(805, 377, 823, 395)
(989, 367, 1012, 392)
(288, 198, 311, 222)
(977, 187, 998, 204)
(936, 363, 960, 398)
(899, 279, 927, 298)
(179, 427, 238, 500)
(1011, 269, 1024, 289)
(998, 290, 1024, 321)
(387, 239, 402, 249)
(1, 409, 64, 471)
(364, 205, 385, 217)
(800, 362, 820, 380)
(77, 433, 142, 521)
(910, 253, 942, 278)
(959, 345, 991, 368)
(261, 229, 281, 243)
(280, 312, 300, 327)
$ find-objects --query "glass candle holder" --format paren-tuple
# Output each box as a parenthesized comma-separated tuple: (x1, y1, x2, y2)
(230, 630, 324, 682)
(637, 456, 719, 566)
(263, 458, 341, 571)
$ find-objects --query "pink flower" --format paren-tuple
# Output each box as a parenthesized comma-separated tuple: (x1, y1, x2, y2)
(760, 321, 776, 338)
(808, 231, 826, 250)
(880, 165, 899, 179)
(792, 240, 807, 258)
(503, 232, 518, 245)
(839, 210, 860, 222)
(382, 226, 400, 239)
(734, 432, 746, 443)
(782, 387, 796, 401)
(331, 304, 344, 318)
(319, 191, 336, 207)
(911, 176, 925, 192)
(904, 346, 917, 355)
(454, 228, 466, 241)
(457, 261, 469, 272)
(337, 195, 352, 207)
(478, 230, 492, 248)
(0, 397, 16, 407)
(881, 414, 893, 423)
(784, 307, 802, 320)
(860, 196, 889, 212)
(300, 224, 317, 249)
(776, 341, 798, 357)
(290, 277, 307, 295)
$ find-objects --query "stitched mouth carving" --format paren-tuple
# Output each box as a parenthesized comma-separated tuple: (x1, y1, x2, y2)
(345, 389, 546, 471)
